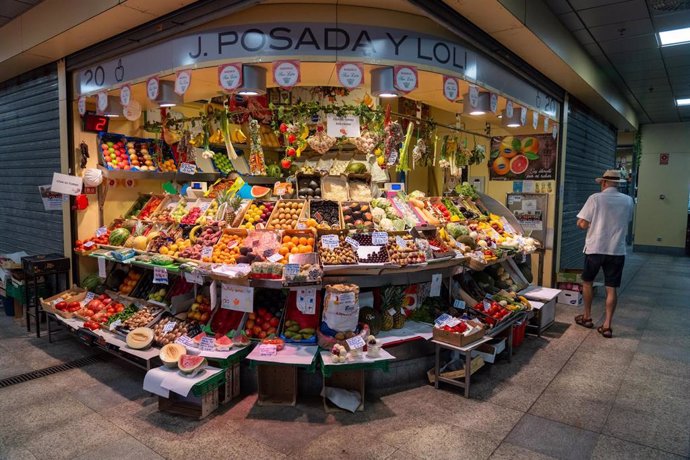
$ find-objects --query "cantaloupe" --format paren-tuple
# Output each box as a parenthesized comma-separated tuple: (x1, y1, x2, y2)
(126, 327, 154, 349)
(133, 235, 148, 251)
(160, 343, 186, 368)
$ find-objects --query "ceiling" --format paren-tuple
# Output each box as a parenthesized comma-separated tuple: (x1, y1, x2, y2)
(544, 0, 690, 124)
(0, 0, 42, 27)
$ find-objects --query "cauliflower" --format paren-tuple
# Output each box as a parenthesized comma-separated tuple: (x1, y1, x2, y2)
(446, 223, 469, 239)
(385, 207, 399, 220)
(371, 207, 386, 223)
(379, 218, 394, 231)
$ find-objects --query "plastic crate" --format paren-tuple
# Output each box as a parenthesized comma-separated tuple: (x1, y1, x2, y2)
(22, 254, 70, 276)
(190, 369, 225, 397)
(512, 320, 527, 348)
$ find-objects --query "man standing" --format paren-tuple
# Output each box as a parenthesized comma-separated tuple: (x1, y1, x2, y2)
(574, 169, 634, 338)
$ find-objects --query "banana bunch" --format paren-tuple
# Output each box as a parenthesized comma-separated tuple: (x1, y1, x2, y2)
(231, 126, 247, 144)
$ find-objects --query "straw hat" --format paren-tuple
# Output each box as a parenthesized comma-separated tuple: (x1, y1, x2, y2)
(595, 169, 626, 184)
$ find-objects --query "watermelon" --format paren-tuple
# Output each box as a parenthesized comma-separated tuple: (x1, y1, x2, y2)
(215, 335, 233, 351)
(250, 185, 271, 199)
(109, 228, 130, 246)
(192, 332, 206, 344)
(178, 355, 207, 375)
(266, 164, 281, 178)
(81, 273, 101, 291)
(232, 332, 251, 347)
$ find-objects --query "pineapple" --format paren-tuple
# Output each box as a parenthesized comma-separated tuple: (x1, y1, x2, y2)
(381, 286, 405, 331)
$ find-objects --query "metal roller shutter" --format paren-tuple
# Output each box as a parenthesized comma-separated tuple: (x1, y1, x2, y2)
(560, 100, 616, 270)
(0, 64, 63, 255)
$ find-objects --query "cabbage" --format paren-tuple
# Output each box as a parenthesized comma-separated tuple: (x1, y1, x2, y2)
(446, 223, 469, 239)
(392, 219, 406, 231)
(372, 207, 386, 223)
(379, 218, 393, 231)
(371, 198, 390, 209)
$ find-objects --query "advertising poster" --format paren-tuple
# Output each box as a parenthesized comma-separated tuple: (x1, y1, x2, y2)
(488, 134, 556, 180)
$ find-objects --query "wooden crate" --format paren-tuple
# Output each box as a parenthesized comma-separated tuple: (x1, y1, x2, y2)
(257, 364, 297, 406)
(323, 369, 365, 412)
(218, 363, 241, 404)
(158, 388, 219, 420)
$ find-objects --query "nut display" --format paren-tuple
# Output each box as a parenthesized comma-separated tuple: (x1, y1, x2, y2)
(309, 200, 341, 229)
(153, 317, 193, 347)
(122, 307, 160, 330)
(387, 234, 426, 266)
(341, 201, 374, 230)
(266, 200, 305, 230)
(319, 235, 357, 265)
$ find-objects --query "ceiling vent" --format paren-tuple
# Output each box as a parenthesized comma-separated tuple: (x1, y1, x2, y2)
(649, 0, 690, 12)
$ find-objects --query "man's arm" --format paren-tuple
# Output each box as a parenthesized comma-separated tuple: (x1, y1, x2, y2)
(577, 218, 590, 229)
(577, 195, 595, 230)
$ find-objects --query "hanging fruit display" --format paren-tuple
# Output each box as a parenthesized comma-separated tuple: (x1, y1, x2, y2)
(248, 119, 267, 175)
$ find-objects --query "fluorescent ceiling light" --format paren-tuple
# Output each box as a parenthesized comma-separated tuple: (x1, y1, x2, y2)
(677, 98, 690, 106)
(659, 27, 690, 46)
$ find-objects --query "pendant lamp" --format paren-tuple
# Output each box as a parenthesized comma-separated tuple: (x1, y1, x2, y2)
(462, 91, 491, 115)
(156, 81, 183, 107)
(103, 96, 123, 117)
(502, 106, 526, 128)
(371, 67, 399, 98)
(238, 65, 267, 96)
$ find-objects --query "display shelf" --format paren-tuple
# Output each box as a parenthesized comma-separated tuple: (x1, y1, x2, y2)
(239, 175, 280, 185)
(319, 349, 395, 378)
(247, 343, 319, 371)
(98, 165, 220, 182)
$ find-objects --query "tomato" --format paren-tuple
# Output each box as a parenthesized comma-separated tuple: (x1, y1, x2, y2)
(261, 322, 271, 331)
(258, 331, 267, 339)
(84, 309, 94, 317)
(248, 313, 256, 321)
(245, 328, 253, 337)
(116, 305, 124, 313)
(257, 307, 267, 316)
(68, 301, 80, 310)
(255, 316, 263, 325)
(269, 317, 279, 327)
(252, 326, 262, 335)
(55, 301, 67, 311)
(245, 320, 255, 330)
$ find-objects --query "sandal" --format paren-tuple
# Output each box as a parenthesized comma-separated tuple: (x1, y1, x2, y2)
(575, 314, 594, 329)
(597, 326, 613, 338)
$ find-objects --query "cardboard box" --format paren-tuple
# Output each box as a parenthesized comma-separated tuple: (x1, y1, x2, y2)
(556, 269, 583, 284)
(471, 338, 506, 364)
(558, 290, 583, 306)
(257, 364, 297, 406)
(432, 320, 485, 348)
(218, 363, 241, 404)
(158, 388, 219, 420)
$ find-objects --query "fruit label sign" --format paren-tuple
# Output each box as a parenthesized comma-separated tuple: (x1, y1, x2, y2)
(396, 236, 408, 248)
(175, 70, 191, 95)
(346, 334, 366, 350)
(313, 211, 324, 223)
(393, 65, 418, 93)
(163, 321, 177, 333)
(532, 111, 539, 129)
(184, 270, 204, 285)
(84, 292, 96, 303)
(267, 253, 283, 263)
(179, 162, 197, 174)
(227, 240, 239, 249)
(345, 237, 360, 250)
(387, 308, 397, 316)
(489, 134, 556, 180)
(296, 287, 316, 314)
(443, 76, 459, 102)
(387, 149, 398, 165)
(175, 335, 194, 347)
(326, 113, 361, 138)
(146, 77, 160, 100)
(283, 263, 300, 280)
(120, 85, 131, 107)
(153, 267, 168, 284)
(296, 222, 307, 230)
(543, 117, 549, 132)
(221, 283, 254, 312)
(430, 273, 442, 297)
(468, 86, 479, 107)
(453, 299, 466, 310)
(51, 172, 83, 196)
(520, 107, 527, 126)
(97, 92, 108, 113)
(109, 319, 122, 332)
(434, 313, 452, 327)
(218, 64, 242, 91)
(83, 241, 95, 249)
(96, 226, 107, 237)
(259, 344, 277, 356)
(78, 96, 86, 116)
(336, 62, 364, 89)
(273, 60, 300, 89)
(199, 336, 215, 351)
(321, 234, 339, 250)
(372, 232, 388, 245)
(98, 257, 107, 278)
(490, 93, 498, 113)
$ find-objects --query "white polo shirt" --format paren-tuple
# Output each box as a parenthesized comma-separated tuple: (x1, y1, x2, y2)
(577, 187, 634, 256)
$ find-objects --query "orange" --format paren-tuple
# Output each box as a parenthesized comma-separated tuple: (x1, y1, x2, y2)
(299, 237, 308, 246)
(307, 237, 314, 246)
(279, 247, 289, 256)
(286, 242, 294, 250)
(306, 244, 313, 252)
(290, 247, 299, 254)
(521, 137, 539, 154)
(282, 235, 291, 244)
(492, 156, 510, 175)
(307, 218, 317, 227)
(291, 236, 300, 244)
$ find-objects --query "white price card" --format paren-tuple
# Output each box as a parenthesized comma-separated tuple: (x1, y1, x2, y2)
(283, 263, 300, 279)
(179, 162, 197, 175)
(267, 253, 283, 263)
(153, 266, 168, 284)
(259, 344, 277, 356)
(120, 85, 132, 107)
(146, 77, 160, 100)
(83, 241, 95, 249)
(221, 283, 254, 312)
(396, 236, 408, 248)
(199, 336, 215, 351)
(346, 334, 366, 350)
(434, 313, 452, 327)
(184, 270, 204, 285)
(430, 273, 442, 297)
(163, 321, 177, 333)
(84, 292, 96, 303)
(175, 70, 192, 95)
(296, 222, 307, 230)
(109, 319, 122, 331)
(345, 236, 360, 249)
(453, 299, 466, 310)
(175, 335, 194, 347)
(372, 232, 388, 245)
(296, 287, 316, 314)
(96, 226, 107, 237)
(387, 308, 397, 316)
(201, 246, 213, 259)
(321, 234, 339, 250)
(98, 257, 107, 278)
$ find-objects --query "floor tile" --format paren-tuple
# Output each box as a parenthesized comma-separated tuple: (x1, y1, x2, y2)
(72, 436, 165, 460)
(505, 414, 599, 460)
(591, 434, 685, 460)
(490, 441, 557, 459)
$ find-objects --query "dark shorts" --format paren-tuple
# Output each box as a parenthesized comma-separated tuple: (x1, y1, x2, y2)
(582, 254, 625, 288)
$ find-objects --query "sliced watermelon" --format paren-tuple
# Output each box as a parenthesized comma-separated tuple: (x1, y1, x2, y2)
(250, 185, 271, 199)
(215, 335, 233, 351)
(232, 332, 251, 347)
(192, 332, 206, 344)
(178, 354, 207, 374)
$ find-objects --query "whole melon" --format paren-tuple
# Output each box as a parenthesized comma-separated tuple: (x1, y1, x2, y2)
(160, 343, 186, 368)
(109, 228, 131, 246)
(359, 307, 381, 335)
(133, 235, 148, 251)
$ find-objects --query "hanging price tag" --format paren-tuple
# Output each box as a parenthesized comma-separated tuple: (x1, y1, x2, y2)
(153, 266, 168, 284)
(175, 335, 194, 347)
(184, 270, 204, 285)
(321, 234, 339, 250)
(387, 150, 398, 165)
(179, 162, 197, 175)
(490, 93, 498, 113)
(346, 334, 366, 350)
(98, 257, 107, 278)
(199, 336, 215, 351)
(78, 96, 86, 116)
(532, 111, 539, 129)
(453, 299, 466, 310)
(396, 236, 408, 248)
(296, 287, 316, 314)
(96, 226, 107, 237)
(220, 283, 254, 312)
(430, 273, 442, 297)
(372, 232, 388, 245)
(259, 344, 277, 356)
(163, 321, 177, 333)
(345, 236, 360, 249)
(97, 92, 108, 112)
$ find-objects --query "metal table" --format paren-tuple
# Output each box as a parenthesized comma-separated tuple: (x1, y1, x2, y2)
(431, 336, 492, 398)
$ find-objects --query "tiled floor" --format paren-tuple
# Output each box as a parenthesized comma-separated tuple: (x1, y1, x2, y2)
(1, 252, 689, 459)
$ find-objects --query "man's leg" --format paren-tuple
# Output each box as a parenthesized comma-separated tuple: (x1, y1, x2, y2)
(603, 287, 617, 329)
(583, 281, 594, 320)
